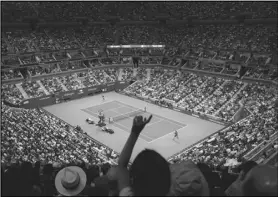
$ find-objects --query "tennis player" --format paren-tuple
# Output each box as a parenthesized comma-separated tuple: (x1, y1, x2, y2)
(102, 95, 105, 101)
(173, 130, 179, 140)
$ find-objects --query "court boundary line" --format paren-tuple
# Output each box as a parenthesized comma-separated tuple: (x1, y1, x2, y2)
(82, 104, 129, 118)
(82, 106, 152, 142)
(109, 110, 185, 143)
(82, 108, 99, 117)
(115, 100, 186, 127)
(146, 119, 164, 127)
(147, 125, 188, 144)
(110, 102, 186, 128)
(109, 108, 145, 121)
(84, 100, 186, 128)
(83, 102, 186, 142)
(83, 100, 120, 111)
(113, 121, 153, 142)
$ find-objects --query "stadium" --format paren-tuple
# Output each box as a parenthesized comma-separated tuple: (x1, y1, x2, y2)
(1, 1, 277, 196)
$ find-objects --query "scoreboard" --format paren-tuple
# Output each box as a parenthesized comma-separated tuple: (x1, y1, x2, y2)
(106, 45, 165, 48)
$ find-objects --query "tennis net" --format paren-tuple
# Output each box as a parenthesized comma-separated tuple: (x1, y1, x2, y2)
(110, 109, 145, 123)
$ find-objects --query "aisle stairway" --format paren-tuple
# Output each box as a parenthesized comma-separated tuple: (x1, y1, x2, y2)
(193, 80, 227, 110)
(15, 83, 29, 99)
(118, 68, 123, 81)
(213, 82, 248, 116)
(133, 68, 137, 77)
(146, 69, 151, 80)
(37, 80, 50, 95)
(56, 78, 68, 91)
(89, 73, 101, 85)
(103, 70, 114, 82)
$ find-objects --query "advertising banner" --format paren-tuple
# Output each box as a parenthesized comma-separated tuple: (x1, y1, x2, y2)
(86, 86, 98, 93)
(20, 96, 55, 108)
(106, 82, 115, 91)
(115, 81, 130, 91)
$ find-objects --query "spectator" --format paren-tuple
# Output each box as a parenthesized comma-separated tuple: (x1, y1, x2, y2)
(169, 160, 210, 196)
(197, 162, 224, 196)
(55, 166, 87, 196)
(113, 115, 172, 196)
(241, 164, 277, 196)
(225, 160, 258, 196)
(129, 149, 171, 196)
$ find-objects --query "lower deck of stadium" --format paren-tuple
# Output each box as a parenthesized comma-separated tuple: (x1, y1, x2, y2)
(44, 91, 224, 161)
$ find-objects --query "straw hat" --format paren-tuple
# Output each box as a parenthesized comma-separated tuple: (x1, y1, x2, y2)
(55, 166, 87, 196)
(169, 160, 210, 196)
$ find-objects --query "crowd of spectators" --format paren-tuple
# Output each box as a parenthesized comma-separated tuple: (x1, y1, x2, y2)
(2, 25, 277, 87)
(5, 31, 38, 53)
(1, 67, 132, 103)
(2, 64, 277, 122)
(177, 76, 225, 110)
(1, 103, 277, 196)
(58, 61, 86, 72)
(2, 72, 277, 196)
(136, 67, 148, 80)
(28, 64, 61, 76)
(163, 72, 195, 102)
(171, 112, 277, 166)
(100, 57, 122, 65)
(58, 74, 85, 91)
(79, 70, 100, 87)
(171, 96, 277, 168)
(40, 77, 66, 94)
(195, 80, 244, 115)
(1, 3, 277, 195)
(1, 84, 24, 105)
(103, 68, 118, 81)
(91, 69, 114, 84)
(1, 69, 23, 80)
(20, 55, 38, 65)
(1, 37, 9, 55)
(2, 2, 277, 23)
(125, 69, 277, 169)
(33, 31, 60, 51)
(73, 28, 99, 49)
(121, 67, 134, 81)
(21, 80, 47, 99)
(125, 68, 276, 126)
(2, 25, 277, 57)
(47, 29, 81, 50)
(1, 106, 118, 165)
(1, 105, 118, 196)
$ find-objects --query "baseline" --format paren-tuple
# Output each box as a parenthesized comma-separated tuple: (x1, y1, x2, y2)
(116, 100, 186, 127)
(147, 125, 188, 144)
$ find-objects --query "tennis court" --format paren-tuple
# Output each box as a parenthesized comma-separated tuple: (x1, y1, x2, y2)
(44, 92, 224, 160)
(82, 101, 186, 142)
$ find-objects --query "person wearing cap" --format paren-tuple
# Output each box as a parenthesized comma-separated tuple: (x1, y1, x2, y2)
(168, 160, 210, 196)
(225, 160, 258, 196)
(241, 164, 277, 196)
(55, 166, 87, 196)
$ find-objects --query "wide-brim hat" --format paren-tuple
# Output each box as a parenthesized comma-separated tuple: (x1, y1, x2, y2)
(168, 160, 210, 196)
(55, 166, 87, 196)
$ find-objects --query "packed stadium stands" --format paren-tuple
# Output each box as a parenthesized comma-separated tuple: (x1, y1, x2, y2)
(1, 1, 277, 196)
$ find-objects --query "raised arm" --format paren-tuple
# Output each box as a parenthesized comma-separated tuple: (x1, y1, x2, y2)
(118, 115, 152, 168)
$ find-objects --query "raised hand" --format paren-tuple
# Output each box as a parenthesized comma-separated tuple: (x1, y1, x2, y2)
(131, 115, 152, 135)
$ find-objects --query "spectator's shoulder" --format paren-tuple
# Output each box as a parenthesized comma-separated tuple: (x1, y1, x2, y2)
(119, 186, 133, 196)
